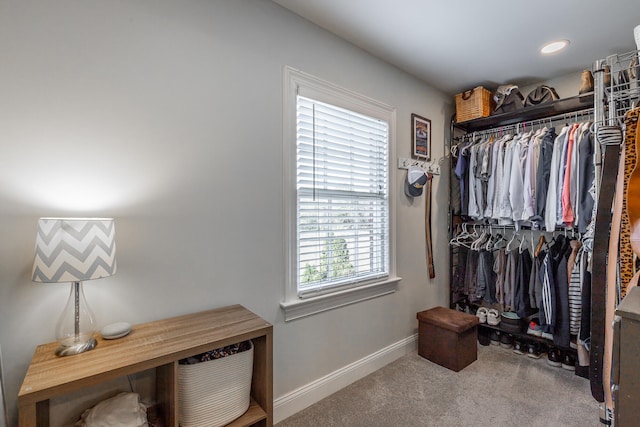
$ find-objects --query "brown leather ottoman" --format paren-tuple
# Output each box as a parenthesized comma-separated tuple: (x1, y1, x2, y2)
(417, 307, 479, 372)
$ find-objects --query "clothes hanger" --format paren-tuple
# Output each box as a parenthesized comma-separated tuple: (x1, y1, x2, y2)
(530, 230, 535, 253)
(471, 230, 487, 251)
(493, 232, 508, 250)
(449, 223, 465, 246)
(506, 231, 520, 253)
(450, 223, 475, 248)
(535, 235, 546, 257)
(451, 144, 459, 158)
(486, 229, 503, 251)
(519, 233, 527, 253)
(468, 223, 480, 241)
(488, 235, 497, 251)
(469, 231, 479, 250)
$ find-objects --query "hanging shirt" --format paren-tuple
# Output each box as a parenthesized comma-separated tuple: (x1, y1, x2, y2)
(567, 241, 583, 336)
(485, 136, 503, 218)
(561, 123, 580, 225)
(553, 236, 572, 348)
(492, 135, 512, 221)
(467, 142, 482, 219)
(475, 139, 491, 218)
(570, 123, 588, 226)
(493, 248, 507, 307)
(545, 126, 569, 231)
(451, 152, 462, 215)
(463, 248, 479, 298)
(523, 128, 546, 222)
(451, 244, 469, 294)
(478, 249, 496, 304)
(515, 247, 534, 318)
(539, 235, 569, 336)
(504, 249, 519, 311)
(535, 127, 557, 225)
(556, 128, 571, 227)
(455, 141, 471, 216)
(529, 249, 545, 310)
(498, 135, 519, 223)
(509, 132, 531, 224)
(577, 125, 595, 233)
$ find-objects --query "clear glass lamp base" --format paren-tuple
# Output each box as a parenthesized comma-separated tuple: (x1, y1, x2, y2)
(55, 281, 98, 357)
(55, 336, 97, 356)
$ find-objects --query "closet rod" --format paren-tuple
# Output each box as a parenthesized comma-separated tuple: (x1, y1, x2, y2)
(455, 107, 594, 140)
(455, 221, 579, 233)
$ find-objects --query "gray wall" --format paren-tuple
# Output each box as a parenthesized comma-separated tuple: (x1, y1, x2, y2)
(0, 1, 451, 425)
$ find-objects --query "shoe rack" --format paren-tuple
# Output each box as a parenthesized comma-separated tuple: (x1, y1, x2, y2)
(477, 321, 578, 360)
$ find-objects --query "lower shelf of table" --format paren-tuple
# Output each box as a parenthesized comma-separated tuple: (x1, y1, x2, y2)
(226, 398, 267, 427)
(147, 397, 267, 427)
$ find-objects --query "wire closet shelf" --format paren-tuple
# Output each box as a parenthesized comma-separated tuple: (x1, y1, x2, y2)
(596, 48, 640, 129)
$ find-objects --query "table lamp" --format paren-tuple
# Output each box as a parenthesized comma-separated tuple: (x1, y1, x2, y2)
(32, 218, 117, 356)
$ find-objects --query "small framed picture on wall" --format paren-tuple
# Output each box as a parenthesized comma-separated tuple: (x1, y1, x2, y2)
(411, 113, 431, 160)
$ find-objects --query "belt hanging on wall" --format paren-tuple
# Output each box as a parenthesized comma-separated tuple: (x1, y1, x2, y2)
(425, 173, 435, 279)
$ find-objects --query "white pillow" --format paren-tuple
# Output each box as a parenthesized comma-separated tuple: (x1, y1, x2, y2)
(76, 392, 148, 427)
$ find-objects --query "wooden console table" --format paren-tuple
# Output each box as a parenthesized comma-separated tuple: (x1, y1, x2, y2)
(18, 305, 273, 427)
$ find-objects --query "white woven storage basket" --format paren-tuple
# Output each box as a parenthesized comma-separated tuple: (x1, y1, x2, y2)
(178, 341, 253, 427)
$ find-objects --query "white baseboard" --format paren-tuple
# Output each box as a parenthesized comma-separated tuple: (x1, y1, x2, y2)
(273, 333, 418, 424)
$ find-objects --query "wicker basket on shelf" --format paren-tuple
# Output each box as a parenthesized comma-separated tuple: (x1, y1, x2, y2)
(455, 86, 493, 123)
(178, 341, 254, 427)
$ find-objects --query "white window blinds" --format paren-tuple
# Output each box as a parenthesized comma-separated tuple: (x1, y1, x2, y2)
(296, 95, 389, 297)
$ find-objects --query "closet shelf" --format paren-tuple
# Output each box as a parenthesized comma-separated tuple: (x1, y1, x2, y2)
(456, 92, 594, 132)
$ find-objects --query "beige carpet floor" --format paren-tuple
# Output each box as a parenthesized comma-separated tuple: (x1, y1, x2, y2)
(276, 343, 599, 426)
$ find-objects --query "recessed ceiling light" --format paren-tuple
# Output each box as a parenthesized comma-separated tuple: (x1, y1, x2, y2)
(540, 40, 570, 54)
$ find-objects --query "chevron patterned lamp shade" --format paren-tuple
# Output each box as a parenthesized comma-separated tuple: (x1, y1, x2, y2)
(32, 218, 116, 283)
(32, 218, 117, 356)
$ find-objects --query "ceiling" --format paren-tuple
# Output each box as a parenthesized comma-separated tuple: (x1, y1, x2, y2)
(272, 0, 640, 95)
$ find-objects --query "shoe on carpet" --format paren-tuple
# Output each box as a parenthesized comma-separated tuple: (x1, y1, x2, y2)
(499, 333, 513, 349)
(526, 321, 542, 337)
(547, 347, 562, 367)
(489, 330, 501, 346)
(487, 309, 501, 326)
(513, 339, 528, 354)
(476, 307, 488, 324)
(562, 352, 576, 371)
(526, 342, 542, 359)
(478, 328, 490, 346)
(513, 340, 526, 355)
(541, 331, 553, 341)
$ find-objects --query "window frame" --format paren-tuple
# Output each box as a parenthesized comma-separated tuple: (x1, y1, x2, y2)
(281, 66, 400, 321)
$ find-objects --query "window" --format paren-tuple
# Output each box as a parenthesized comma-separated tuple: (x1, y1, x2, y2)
(296, 96, 389, 293)
(281, 67, 400, 321)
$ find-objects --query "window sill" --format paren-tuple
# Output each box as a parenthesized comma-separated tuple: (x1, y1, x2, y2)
(280, 277, 402, 322)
